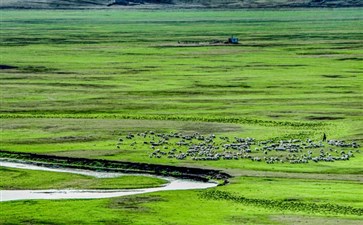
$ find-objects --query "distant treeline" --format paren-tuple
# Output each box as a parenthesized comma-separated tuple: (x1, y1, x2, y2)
(1, 0, 362, 9)
(113, 0, 363, 7)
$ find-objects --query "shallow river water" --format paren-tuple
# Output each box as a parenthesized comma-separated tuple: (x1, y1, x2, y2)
(0, 160, 217, 202)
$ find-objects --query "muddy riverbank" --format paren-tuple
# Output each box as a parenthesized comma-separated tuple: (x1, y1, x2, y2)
(0, 150, 231, 182)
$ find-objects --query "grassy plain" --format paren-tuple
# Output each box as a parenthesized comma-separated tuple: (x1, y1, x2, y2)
(1, 189, 362, 225)
(0, 166, 166, 189)
(1, 10, 362, 122)
(0, 8, 362, 225)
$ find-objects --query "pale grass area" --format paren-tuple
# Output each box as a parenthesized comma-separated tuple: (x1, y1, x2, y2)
(226, 168, 363, 182)
(270, 215, 363, 225)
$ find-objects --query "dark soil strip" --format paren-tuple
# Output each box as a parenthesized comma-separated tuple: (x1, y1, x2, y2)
(306, 116, 344, 121)
(0, 150, 231, 182)
(0, 65, 18, 70)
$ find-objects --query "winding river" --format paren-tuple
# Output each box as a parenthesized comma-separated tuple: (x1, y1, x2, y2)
(0, 160, 217, 202)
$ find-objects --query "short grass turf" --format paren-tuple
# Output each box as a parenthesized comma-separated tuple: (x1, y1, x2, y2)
(1, 9, 362, 122)
(0, 166, 167, 190)
(1, 118, 362, 174)
(0, 8, 362, 225)
(1, 189, 362, 225)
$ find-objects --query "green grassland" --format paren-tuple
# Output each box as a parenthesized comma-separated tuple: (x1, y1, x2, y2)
(2, 0, 362, 9)
(0, 166, 167, 189)
(1, 10, 362, 122)
(1, 188, 362, 225)
(0, 8, 362, 225)
(1, 172, 362, 224)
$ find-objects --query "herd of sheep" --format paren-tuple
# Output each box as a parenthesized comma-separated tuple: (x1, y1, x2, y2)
(117, 131, 360, 164)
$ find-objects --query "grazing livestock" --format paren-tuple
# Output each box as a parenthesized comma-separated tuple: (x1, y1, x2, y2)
(117, 131, 361, 164)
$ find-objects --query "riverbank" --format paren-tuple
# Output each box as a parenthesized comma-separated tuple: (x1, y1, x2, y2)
(0, 150, 231, 183)
(0, 160, 217, 201)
